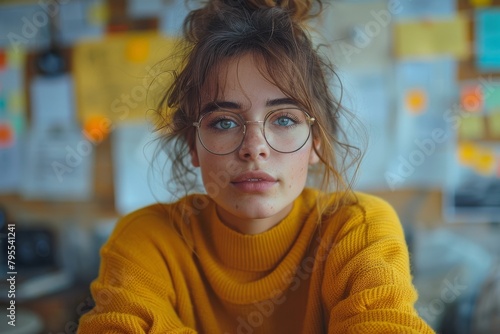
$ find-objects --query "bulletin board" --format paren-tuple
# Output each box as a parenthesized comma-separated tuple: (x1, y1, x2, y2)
(446, 0, 500, 222)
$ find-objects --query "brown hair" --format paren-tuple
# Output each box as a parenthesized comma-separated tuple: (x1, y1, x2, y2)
(153, 0, 363, 218)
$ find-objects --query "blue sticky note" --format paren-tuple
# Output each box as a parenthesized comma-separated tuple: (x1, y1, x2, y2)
(476, 9, 500, 72)
(485, 83, 500, 110)
(395, 0, 455, 19)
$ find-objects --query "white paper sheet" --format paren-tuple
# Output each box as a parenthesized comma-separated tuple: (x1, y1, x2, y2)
(337, 67, 396, 191)
(316, 1, 392, 69)
(21, 126, 94, 200)
(112, 123, 182, 215)
(386, 59, 457, 190)
(30, 74, 75, 130)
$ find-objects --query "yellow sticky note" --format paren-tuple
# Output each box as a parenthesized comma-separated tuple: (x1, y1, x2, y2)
(73, 33, 179, 123)
(125, 37, 150, 64)
(489, 111, 500, 137)
(458, 142, 477, 165)
(470, 0, 492, 6)
(6, 47, 25, 69)
(8, 91, 25, 113)
(406, 89, 427, 114)
(474, 149, 495, 175)
(395, 15, 469, 59)
(460, 116, 484, 139)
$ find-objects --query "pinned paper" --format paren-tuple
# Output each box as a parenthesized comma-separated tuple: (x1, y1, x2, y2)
(475, 149, 495, 175)
(489, 111, 500, 137)
(457, 143, 497, 175)
(73, 33, 179, 123)
(0, 93, 5, 115)
(470, 0, 492, 6)
(461, 85, 484, 113)
(7, 90, 25, 113)
(395, 15, 469, 59)
(318, 2, 392, 69)
(6, 47, 25, 69)
(88, 2, 108, 26)
(30, 75, 75, 130)
(460, 116, 484, 139)
(485, 84, 500, 110)
(475, 10, 500, 71)
(395, 0, 455, 18)
(125, 37, 150, 63)
(406, 88, 427, 114)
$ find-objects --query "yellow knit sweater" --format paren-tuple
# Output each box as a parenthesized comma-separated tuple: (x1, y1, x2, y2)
(78, 189, 434, 333)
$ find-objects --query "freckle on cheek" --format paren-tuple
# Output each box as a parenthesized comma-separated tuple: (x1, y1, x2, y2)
(235, 204, 239, 209)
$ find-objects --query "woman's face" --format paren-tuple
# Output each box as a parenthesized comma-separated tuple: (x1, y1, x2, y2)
(190, 53, 319, 234)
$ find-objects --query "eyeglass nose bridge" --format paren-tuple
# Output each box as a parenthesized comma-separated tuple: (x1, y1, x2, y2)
(242, 120, 265, 135)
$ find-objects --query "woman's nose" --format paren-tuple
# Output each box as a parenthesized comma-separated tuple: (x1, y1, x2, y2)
(238, 122, 270, 160)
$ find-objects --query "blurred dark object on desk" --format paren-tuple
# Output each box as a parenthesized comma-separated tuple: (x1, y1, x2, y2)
(0, 206, 73, 302)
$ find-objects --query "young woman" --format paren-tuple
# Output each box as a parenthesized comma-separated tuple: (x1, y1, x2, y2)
(78, 0, 435, 333)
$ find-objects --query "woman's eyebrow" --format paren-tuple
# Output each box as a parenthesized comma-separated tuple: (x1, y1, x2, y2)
(201, 101, 241, 114)
(201, 98, 298, 114)
(266, 98, 299, 108)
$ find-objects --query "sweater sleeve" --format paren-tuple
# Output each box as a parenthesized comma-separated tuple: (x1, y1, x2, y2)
(77, 208, 197, 334)
(321, 195, 435, 334)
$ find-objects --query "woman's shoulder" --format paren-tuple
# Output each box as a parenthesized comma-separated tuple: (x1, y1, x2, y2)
(319, 191, 403, 242)
(320, 190, 399, 221)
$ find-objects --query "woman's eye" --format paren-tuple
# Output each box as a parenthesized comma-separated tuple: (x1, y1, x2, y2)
(214, 119, 237, 130)
(274, 116, 296, 127)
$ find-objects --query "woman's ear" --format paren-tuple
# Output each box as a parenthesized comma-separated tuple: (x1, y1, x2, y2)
(309, 138, 321, 165)
(190, 148, 200, 167)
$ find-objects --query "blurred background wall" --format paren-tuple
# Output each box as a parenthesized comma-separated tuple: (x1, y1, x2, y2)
(0, 0, 500, 333)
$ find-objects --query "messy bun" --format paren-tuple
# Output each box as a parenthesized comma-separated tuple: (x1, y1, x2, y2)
(184, 0, 322, 43)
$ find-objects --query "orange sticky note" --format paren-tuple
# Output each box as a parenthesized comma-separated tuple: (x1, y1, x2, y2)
(461, 85, 484, 113)
(0, 122, 14, 148)
(83, 114, 113, 143)
(406, 89, 427, 114)
(125, 38, 150, 64)
(0, 50, 6, 71)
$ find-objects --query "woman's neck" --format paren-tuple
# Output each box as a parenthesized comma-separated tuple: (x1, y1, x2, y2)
(215, 202, 294, 235)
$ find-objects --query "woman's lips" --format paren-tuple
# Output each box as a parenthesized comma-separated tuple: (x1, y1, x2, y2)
(231, 171, 277, 192)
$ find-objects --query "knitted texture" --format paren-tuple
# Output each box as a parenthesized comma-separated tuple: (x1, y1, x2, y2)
(78, 189, 435, 334)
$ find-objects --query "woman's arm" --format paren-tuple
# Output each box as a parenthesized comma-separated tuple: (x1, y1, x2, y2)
(77, 249, 196, 333)
(322, 195, 435, 334)
(77, 208, 197, 333)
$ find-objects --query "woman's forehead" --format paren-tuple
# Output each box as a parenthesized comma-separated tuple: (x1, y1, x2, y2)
(199, 53, 291, 106)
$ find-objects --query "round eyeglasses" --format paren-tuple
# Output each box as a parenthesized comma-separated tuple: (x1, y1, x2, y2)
(193, 108, 315, 155)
